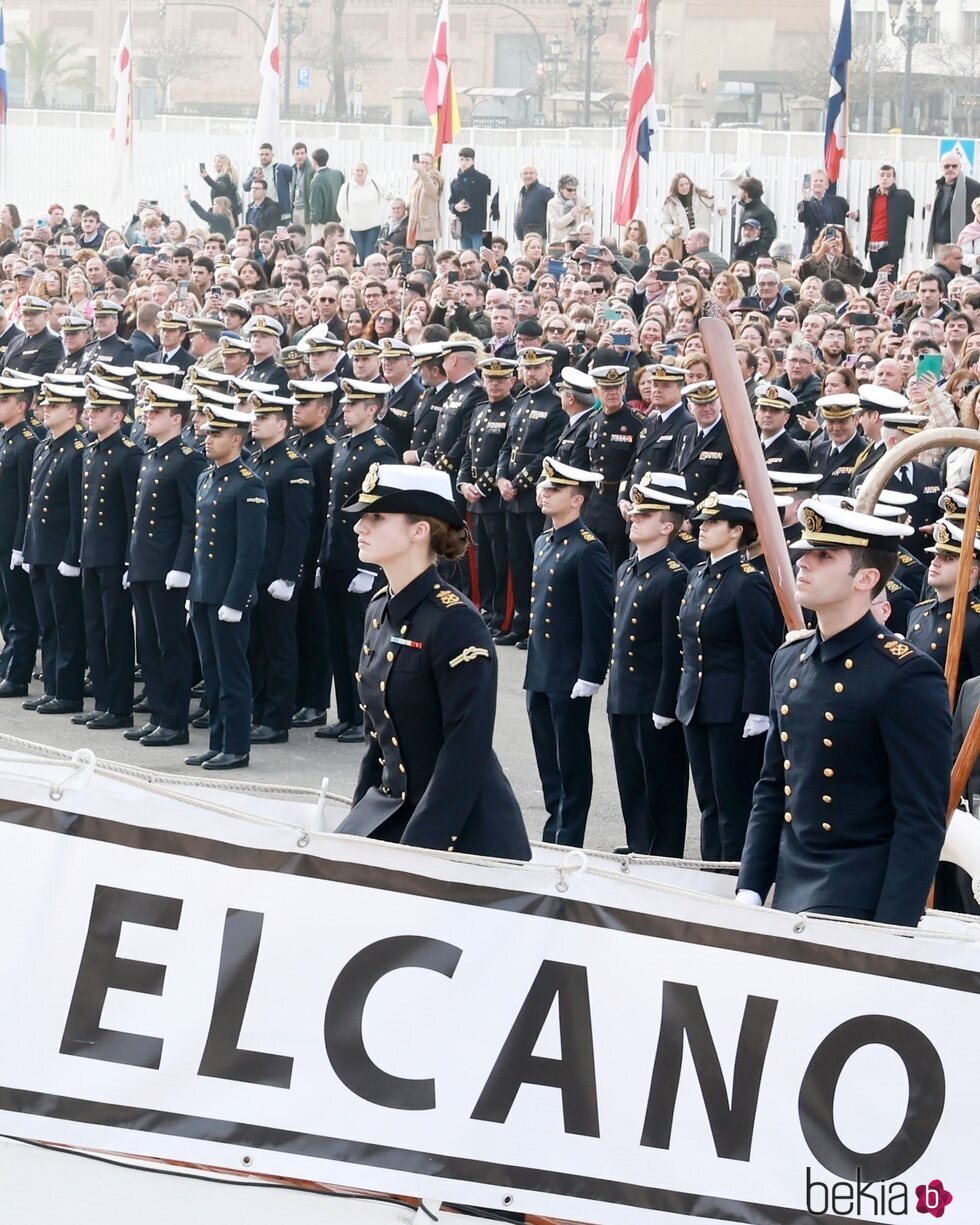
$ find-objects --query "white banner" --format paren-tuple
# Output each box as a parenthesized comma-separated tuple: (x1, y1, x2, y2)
(0, 763, 977, 1225)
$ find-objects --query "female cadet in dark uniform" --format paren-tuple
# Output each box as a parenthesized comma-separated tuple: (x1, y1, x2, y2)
(676, 491, 778, 863)
(336, 463, 531, 861)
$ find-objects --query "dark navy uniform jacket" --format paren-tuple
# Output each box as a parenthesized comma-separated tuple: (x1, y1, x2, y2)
(524, 517, 614, 694)
(189, 460, 267, 609)
(381, 376, 423, 455)
(128, 436, 208, 582)
(760, 430, 808, 470)
(149, 346, 195, 381)
(883, 576, 916, 636)
(676, 552, 776, 724)
(3, 328, 64, 378)
(906, 595, 980, 693)
(894, 547, 927, 600)
(0, 421, 40, 553)
(807, 432, 866, 496)
(319, 430, 397, 572)
(671, 417, 740, 506)
(621, 403, 693, 494)
(339, 567, 530, 861)
(583, 407, 642, 536)
(290, 425, 336, 567)
(738, 613, 951, 926)
(421, 372, 484, 478)
(496, 383, 565, 513)
(847, 438, 886, 491)
(80, 430, 143, 567)
(555, 408, 596, 469)
(23, 426, 86, 566)
(608, 549, 687, 716)
(251, 440, 314, 587)
(77, 333, 135, 376)
(410, 381, 449, 456)
(244, 356, 291, 396)
(458, 394, 513, 513)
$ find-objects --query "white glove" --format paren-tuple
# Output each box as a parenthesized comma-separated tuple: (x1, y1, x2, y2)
(57, 562, 81, 578)
(218, 605, 243, 623)
(122, 569, 130, 590)
(268, 579, 295, 601)
(165, 569, 191, 590)
(314, 566, 322, 590)
(742, 714, 771, 738)
(10, 550, 23, 570)
(22, 563, 30, 575)
(185, 599, 191, 613)
(652, 713, 675, 730)
(570, 679, 601, 700)
(347, 569, 375, 595)
(736, 889, 763, 907)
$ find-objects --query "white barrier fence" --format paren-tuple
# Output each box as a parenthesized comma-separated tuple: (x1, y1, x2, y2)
(1, 111, 957, 264)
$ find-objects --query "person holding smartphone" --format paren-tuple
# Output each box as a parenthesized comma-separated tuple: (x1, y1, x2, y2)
(448, 147, 492, 251)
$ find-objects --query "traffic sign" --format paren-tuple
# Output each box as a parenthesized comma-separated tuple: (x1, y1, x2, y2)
(296, 67, 311, 90)
(939, 138, 975, 174)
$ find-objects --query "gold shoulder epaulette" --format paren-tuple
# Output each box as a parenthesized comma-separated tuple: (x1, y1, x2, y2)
(287, 449, 299, 460)
(435, 588, 462, 608)
(580, 528, 597, 543)
(741, 562, 757, 574)
(875, 636, 915, 664)
(181, 445, 194, 455)
(123, 437, 135, 447)
(667, 558, 683, 571)
(886, 580, 901, 593)
(74, 439, 84, 450)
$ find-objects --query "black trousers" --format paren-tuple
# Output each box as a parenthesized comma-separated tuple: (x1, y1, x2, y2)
(868, 247, 899, 281)
(323, 568, 371, 725)
(608, 712, 689, 856)
(294, 561, 330, 711)
(82, 566, 134, 715)
(506, 509, 543, 638)
(474, 510, 509, 631)
(132, 579, 193, 731)
(248, 586, 299, 730)
(683, 720, 765, 862)
(29, 564, 85, 701)
(527, 689, 594, 846)
(191, 602, 253, 756)
(0, 552, 38, 686)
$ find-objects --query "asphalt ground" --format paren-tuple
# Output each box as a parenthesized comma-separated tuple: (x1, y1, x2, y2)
(0, 644, 702, 856)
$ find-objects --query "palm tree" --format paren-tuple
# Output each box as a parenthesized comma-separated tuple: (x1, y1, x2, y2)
(16, 27, 91, 108)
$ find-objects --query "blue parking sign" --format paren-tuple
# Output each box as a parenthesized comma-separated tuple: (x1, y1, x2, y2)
(296, 67, 311, 90)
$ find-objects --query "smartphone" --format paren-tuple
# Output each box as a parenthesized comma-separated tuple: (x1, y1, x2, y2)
(400, 250, 413, 275)
(584, 245, 604, 259)
(412, 153, 420, 164)
(602, 307, 619, 321)
(482, 230, 493, 248)
(576, 327, 587, 342)
(655, 269, 679, 283)
(662, 343, 678, 357)
(802, 173, 812, 192)
(917, 353, 943, 380)
(209, 286, 222, 298)
(182, 183, 189, 192)
(199, 162, 206, 174)
(849, 312, 878, 327)
(773, 349, 786, 362)
(146, 199, 158, 207)
(177, 279, 189, 297)
(447, 270, 459, 284)
(610, 331, 631, 347)
(547, 258, 564, 278)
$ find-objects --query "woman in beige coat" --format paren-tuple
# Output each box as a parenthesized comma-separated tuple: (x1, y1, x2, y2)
(407, 153, 445, 245)
(547, 174, 592, 242)
(660, 171, 715, 259)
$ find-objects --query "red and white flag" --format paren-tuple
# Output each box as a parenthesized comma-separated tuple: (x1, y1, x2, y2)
(422, 0, 460, 160)
(613, 0, 656, 226)
(110, 14, 133, 207)
(254, 1, 280, 151)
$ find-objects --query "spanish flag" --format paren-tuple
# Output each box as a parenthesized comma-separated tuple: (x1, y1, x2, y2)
(422, 0, 460, 160)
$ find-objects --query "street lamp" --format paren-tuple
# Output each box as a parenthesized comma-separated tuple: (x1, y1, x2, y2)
(887, 0, 938, 134)
(279, 0, 312, 118)
(544, 34, 571, 124)
(567, 0, 612, 128)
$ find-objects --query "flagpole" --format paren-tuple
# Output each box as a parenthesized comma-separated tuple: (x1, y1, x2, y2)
(128, 0, 135, 207)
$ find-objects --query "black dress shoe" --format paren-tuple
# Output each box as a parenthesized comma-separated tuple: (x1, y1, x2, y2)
(191, 682, 205, 697)
(32, 669, 43, 681)
(185, 749, 220, 766)
(290, 706, 327, 728)
(133, 696, 152, 714)
(315, 719, 354, 740)
(250, 725, 288, 744)
(202, 752, 250, 771)
(0, 680, 28, 697)
(88, 713, 135, 730)
(191, 711, 211, 729)
(124, 722, 158, 741)
(23, 694, 54, 711)
(83, 680, 95, 698)
(516, 638, 528, 651)
(337, 723, 365, 743)
(71, 709, 104, 725)
(493, 631, 523, 646)
(36, 698, 84, 714)
(140, 727, 190, 746)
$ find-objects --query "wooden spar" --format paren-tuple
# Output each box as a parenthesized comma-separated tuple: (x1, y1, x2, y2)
(699, 317, 804, 632)
(943, 459, 980, 707)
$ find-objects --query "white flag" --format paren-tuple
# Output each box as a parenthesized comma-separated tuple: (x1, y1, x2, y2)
(110, 14, 133, 210)
(253, 2, 280, 151)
